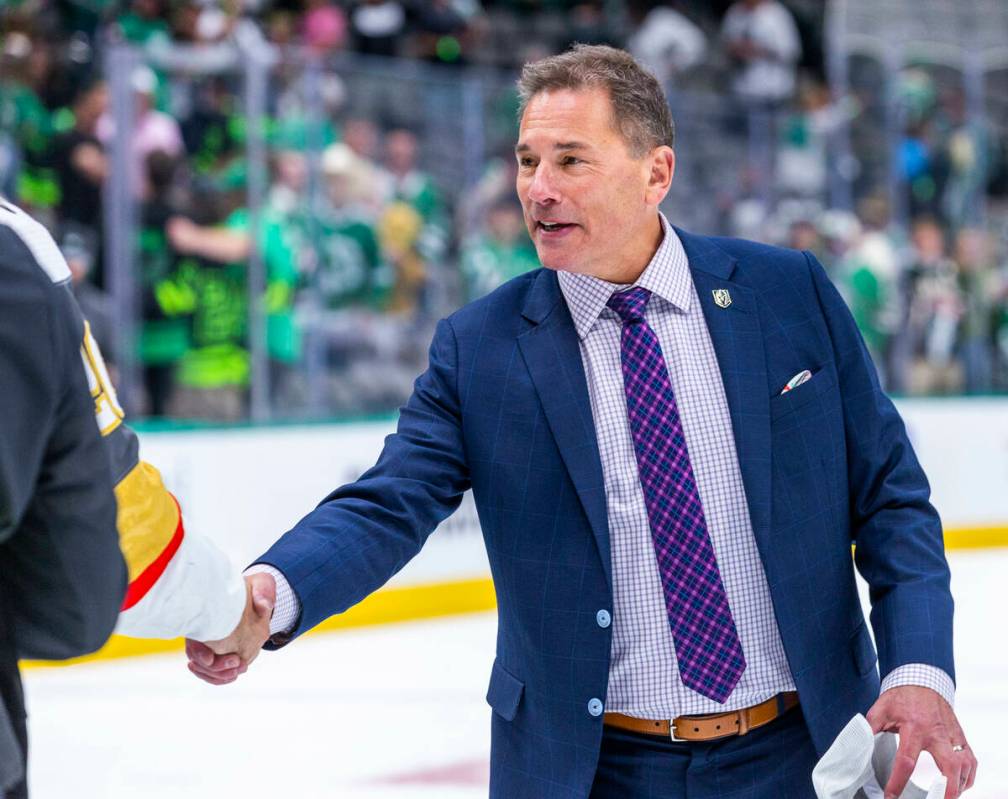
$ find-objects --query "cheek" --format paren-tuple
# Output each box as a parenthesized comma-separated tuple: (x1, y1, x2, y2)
(609, 180, 646, 218)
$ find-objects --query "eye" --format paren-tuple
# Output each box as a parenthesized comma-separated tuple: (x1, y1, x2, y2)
(561, 156, 581, 166)
(518, 156, 536, 168)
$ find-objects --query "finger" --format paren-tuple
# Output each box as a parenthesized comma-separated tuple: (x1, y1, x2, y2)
(187, 658, 241, 681)
(185, 647, 242, 673)
(963, 750, 977, 790)
(865, 697, 897, 735)
(945, 767, 963, 799)
(187, 668, 234, 686)
(250, 574, 276, 617)
(187, 661, 239, 685)
(252, 591, 274, 618)
(929, 743, 963, 799)
(213, 653, 242, 670)
(866, 703, 886, 735)
(185, 638, 215, 668)
(967, 748, 977, 788)
(949, 727, 976, 792)
(884, 735, 923, 799)
(185, 639, 239, 669)
(198, 652, 242, 672)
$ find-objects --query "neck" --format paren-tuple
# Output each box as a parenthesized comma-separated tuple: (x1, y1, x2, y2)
(589, 213, 665, 285)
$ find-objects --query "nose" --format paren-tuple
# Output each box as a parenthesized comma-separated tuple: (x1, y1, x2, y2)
(525, 162, 560, 206)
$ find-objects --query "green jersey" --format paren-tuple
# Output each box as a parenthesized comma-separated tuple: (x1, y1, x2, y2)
(137, 210, 192, 366)
(174, 254, 249, 390)
(461, 235, 540, 300)
(226, 207, 302, 364)
(315, 210, 390, 309)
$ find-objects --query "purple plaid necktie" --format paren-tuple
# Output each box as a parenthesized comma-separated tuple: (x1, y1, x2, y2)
(607, 286, 746, 703)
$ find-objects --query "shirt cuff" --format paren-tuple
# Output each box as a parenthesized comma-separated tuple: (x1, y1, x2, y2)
(243, 563, 300, 637)
(880, 663, 955, 707)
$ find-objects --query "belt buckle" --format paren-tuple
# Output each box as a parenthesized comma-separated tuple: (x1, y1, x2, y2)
(669, 721, 686, 743)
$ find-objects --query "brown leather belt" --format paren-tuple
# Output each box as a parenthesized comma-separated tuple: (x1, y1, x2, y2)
(603, 691, 799, 743)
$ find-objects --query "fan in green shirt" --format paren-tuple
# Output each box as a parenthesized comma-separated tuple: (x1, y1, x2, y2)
(460, 198, 539, 301)
(225, 205, 303, 364)
(317, 143, 391, 310)
(117, 0, 172, 45)
(383, 127, 448, 267)
(0, 47, 60, 209)
(162, 201, 303, 397)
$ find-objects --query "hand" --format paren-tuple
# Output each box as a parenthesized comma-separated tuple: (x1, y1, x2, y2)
(185, 571, 276, 685)
(867, 685, 977, 799)
(166, 216, 199, 254)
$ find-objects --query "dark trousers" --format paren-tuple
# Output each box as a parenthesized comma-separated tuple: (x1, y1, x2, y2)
(590, 706, 818, 799)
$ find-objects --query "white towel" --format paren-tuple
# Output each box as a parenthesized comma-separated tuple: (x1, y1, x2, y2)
(812, 715, 946, 799)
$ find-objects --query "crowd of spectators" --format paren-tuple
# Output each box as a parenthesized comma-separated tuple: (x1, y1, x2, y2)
(2, 0, 1007, 422)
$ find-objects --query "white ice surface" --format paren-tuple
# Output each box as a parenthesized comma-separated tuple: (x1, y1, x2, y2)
(23, 549, 1007, 798)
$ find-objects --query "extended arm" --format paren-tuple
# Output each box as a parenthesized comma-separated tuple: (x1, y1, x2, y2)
(257, 317, 471, 639)
(186, 317, 471, 682)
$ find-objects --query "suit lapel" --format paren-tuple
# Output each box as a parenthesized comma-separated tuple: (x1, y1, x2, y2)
(512, 228, 777, 590)
(677, 229, 774, 560)
(517, 270, 612, 589)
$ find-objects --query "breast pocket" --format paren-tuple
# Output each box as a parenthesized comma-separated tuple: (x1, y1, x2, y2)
(770, 364, 841, 527)
(770, 366, 837, 424)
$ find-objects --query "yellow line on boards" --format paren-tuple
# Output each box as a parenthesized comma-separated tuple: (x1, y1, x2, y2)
(18, 525, 1008, 670)
(943, 525, 1008, 550)
(20, 576, 497, 671)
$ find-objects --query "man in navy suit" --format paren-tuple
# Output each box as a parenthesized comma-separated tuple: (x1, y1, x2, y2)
(188, 45, 975, 798)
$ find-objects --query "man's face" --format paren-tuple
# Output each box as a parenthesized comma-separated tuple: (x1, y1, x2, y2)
(78, 85, 108, 127)
(515, 87, 669, 278)
(275, 151, 307, 190)
(386, 130, 417, 174)
(912, 222, 945, 262)
(344, 119, 379, 159)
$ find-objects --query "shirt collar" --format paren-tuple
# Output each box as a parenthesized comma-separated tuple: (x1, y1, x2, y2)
(557, 213, 693, 340)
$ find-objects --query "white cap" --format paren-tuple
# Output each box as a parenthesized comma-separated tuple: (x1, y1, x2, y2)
(130, 65, 157, 95)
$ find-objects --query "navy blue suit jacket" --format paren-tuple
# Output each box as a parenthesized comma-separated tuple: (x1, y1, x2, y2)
(259, 230, 954, 798)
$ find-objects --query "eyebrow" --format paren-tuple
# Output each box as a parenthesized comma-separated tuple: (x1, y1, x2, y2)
(515, 140, 591, 154)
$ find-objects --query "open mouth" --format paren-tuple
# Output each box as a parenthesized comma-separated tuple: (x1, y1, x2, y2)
(537, 221, 575, 233)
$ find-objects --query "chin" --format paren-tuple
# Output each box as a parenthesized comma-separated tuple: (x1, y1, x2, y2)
(534, 247, 575, 273)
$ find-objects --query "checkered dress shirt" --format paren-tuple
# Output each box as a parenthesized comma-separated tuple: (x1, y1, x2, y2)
(556, 214, 954, 717)
(252, 214, 953, 713)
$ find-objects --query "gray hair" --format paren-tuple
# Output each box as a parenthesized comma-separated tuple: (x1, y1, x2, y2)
(517, 44, 675, 158)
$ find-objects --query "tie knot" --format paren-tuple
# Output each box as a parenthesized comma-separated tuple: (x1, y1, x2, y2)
(607, 287, 651, 324)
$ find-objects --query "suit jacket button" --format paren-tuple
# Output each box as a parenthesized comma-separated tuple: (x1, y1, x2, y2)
(588, 698, 604, 717)
(596, 609, 611, 628)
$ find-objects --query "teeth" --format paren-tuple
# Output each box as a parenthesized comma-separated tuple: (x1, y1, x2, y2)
(541, 223, 561, 230)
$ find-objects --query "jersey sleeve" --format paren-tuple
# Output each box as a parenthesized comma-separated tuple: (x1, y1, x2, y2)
(0, 198, 244, 644)
(79, 320, 246, 641)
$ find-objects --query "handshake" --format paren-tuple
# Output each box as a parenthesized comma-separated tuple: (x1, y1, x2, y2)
(185, 572, 276, 685)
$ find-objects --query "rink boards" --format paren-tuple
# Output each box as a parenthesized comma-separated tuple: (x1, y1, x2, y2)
(24, 396, 1008, 667)
(134, 396, 1008, 568)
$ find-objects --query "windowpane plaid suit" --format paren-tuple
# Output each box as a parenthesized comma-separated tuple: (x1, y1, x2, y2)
(258, 230, 953, 798)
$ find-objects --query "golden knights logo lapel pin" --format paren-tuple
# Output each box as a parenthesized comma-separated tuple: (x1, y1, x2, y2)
(712, 289, 732, 308)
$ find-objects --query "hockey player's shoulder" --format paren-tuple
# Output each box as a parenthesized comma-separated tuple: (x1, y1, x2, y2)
(0, 198, 71, 286)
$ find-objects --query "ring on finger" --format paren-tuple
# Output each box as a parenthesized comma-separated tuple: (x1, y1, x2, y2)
(952, 744, 966, 752)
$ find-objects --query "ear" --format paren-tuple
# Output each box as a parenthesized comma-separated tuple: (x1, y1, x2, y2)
(644, 146, 675, 207)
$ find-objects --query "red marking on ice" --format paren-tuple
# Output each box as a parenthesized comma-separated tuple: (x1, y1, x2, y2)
(368, 758, 489, 786)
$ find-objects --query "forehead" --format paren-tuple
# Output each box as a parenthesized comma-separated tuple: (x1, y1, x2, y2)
(517, 86, 619, 148)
